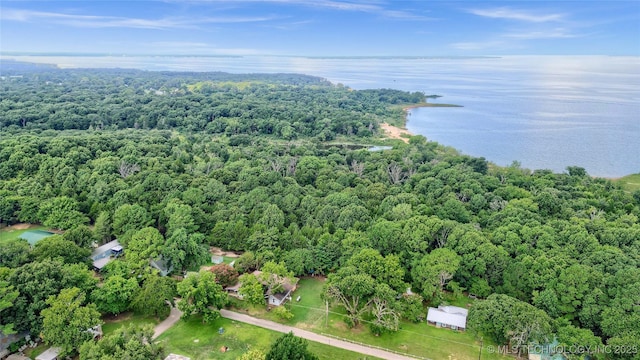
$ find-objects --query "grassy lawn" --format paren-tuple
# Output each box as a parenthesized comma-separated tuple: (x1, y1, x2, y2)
(101, 312, 162, 336)
(229, 278, 509, 360)
(155, 316, 381, 360)
(23, 343, 49, 359)
(0, 224, 47, 243)
(614, 173, 640, 192)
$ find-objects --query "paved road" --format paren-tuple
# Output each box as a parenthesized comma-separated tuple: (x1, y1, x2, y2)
(153, 305, 183, 339)
(220, 309, 418, 360)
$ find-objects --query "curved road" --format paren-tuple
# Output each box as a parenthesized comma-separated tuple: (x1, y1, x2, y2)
(220, 309, 419, 360)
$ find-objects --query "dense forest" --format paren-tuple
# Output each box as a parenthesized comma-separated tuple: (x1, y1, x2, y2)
(0, 63, 638, 359)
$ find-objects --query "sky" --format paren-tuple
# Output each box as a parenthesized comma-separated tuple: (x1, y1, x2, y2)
(1, 0, 639, 56)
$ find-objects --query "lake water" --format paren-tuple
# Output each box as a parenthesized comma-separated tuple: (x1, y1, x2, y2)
(3, 55, 639, 177)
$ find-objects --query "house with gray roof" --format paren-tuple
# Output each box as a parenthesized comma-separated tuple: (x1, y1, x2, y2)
(91, 240, 123, 271)
(426, 305, 468, 331)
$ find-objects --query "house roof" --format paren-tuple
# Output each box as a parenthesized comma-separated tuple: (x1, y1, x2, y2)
(438, 306, 468, 316)
(225, 282, 242, 292)
(35, 347, 61, 360)
(150, 257, 173, 276)
(6, 354, 30, 360)
(93, 257, 113, 270)
(91, 240, 121, 259)
(19, 230, 56, 247)
(427, 307, 467, 329)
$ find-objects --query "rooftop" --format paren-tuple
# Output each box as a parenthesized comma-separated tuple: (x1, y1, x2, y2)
(35, 347, 60, 360)
(427, 306, 468, 329)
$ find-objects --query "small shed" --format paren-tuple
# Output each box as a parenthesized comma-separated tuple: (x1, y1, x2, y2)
(211, 255, 224, 264)
(426, 305, 468, 331)
(35, 347, 60, 360)
(19, 230, 56, 247)
(164, 354, 191, 360)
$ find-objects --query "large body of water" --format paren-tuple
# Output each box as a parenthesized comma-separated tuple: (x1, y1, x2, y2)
(3, 55, 639, 177)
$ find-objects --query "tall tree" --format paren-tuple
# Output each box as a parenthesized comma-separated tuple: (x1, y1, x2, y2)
(91, 275, 140, 315)
(41, 287, 102, 356)
(176, 269, 227, 323)
(131, 275, 176, 318)
(0, 280, 18, 334)
(413, 248, 461, 303)
(265, 332, 319, 360)
(79, 324, 165, 360)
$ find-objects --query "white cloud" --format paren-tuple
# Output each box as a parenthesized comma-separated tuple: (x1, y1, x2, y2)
(468, 7, 565, 23)
(0, 8, 277, 29)
(505, 28, 579, 39)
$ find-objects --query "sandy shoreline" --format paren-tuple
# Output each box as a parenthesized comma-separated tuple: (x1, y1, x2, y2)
(380, 123, 413, 143)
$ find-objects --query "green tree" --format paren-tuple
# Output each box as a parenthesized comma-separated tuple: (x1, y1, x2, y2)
(126, 227, 164, 274)
(0, 238, 31, 268)
(0, 280, 18, 334)
(113, 204, 152, 240)
(413, 248, 461, 303)
(7, 259, 97, 334)
(63, 225, 96, 248)
(468, 294, 553, 357)
(239, 273, 265, 306)
(41, 287, 102, 356)
(32, 235, 91, 265)
(176, 269, 227, 323)
(324, 266, 376, 326)
(93, 211, 112, 243)
(79, 324, 165, 360)
(162, 228, 208, 272)
(91, 275, 140, 315)
(38, 196, 88, 230)
(131, 275, 176, 318)
(265, 332, 319, 360)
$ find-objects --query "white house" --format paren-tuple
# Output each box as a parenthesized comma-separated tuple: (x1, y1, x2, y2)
(426, 305, 468, 331)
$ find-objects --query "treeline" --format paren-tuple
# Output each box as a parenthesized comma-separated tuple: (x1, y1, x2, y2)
(0, 67, 425, 139)
(0, 67, 638, 359)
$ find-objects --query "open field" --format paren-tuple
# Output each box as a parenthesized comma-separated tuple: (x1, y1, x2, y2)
(229, 278, 508, 360)
(614, 173, 640, 192)
(156, 317, 381, 360)
(0, 224, 47, 243)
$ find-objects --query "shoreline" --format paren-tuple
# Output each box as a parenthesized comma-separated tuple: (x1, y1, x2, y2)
(380, 123, 414, 143)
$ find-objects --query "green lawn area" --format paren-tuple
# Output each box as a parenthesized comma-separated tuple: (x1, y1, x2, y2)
(101, 312, 162, 336)
(155, 316, 380, 360)
(0, 224, 47, 243)
(614, 173, 640, 192)
(229, 278, 510, 360)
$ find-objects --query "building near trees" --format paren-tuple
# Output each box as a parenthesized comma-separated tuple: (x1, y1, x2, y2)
(426, 305, 468, 331)
(90, 240, 123, 271)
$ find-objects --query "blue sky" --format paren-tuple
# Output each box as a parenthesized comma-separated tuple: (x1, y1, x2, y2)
(1, 0, 639, 56)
